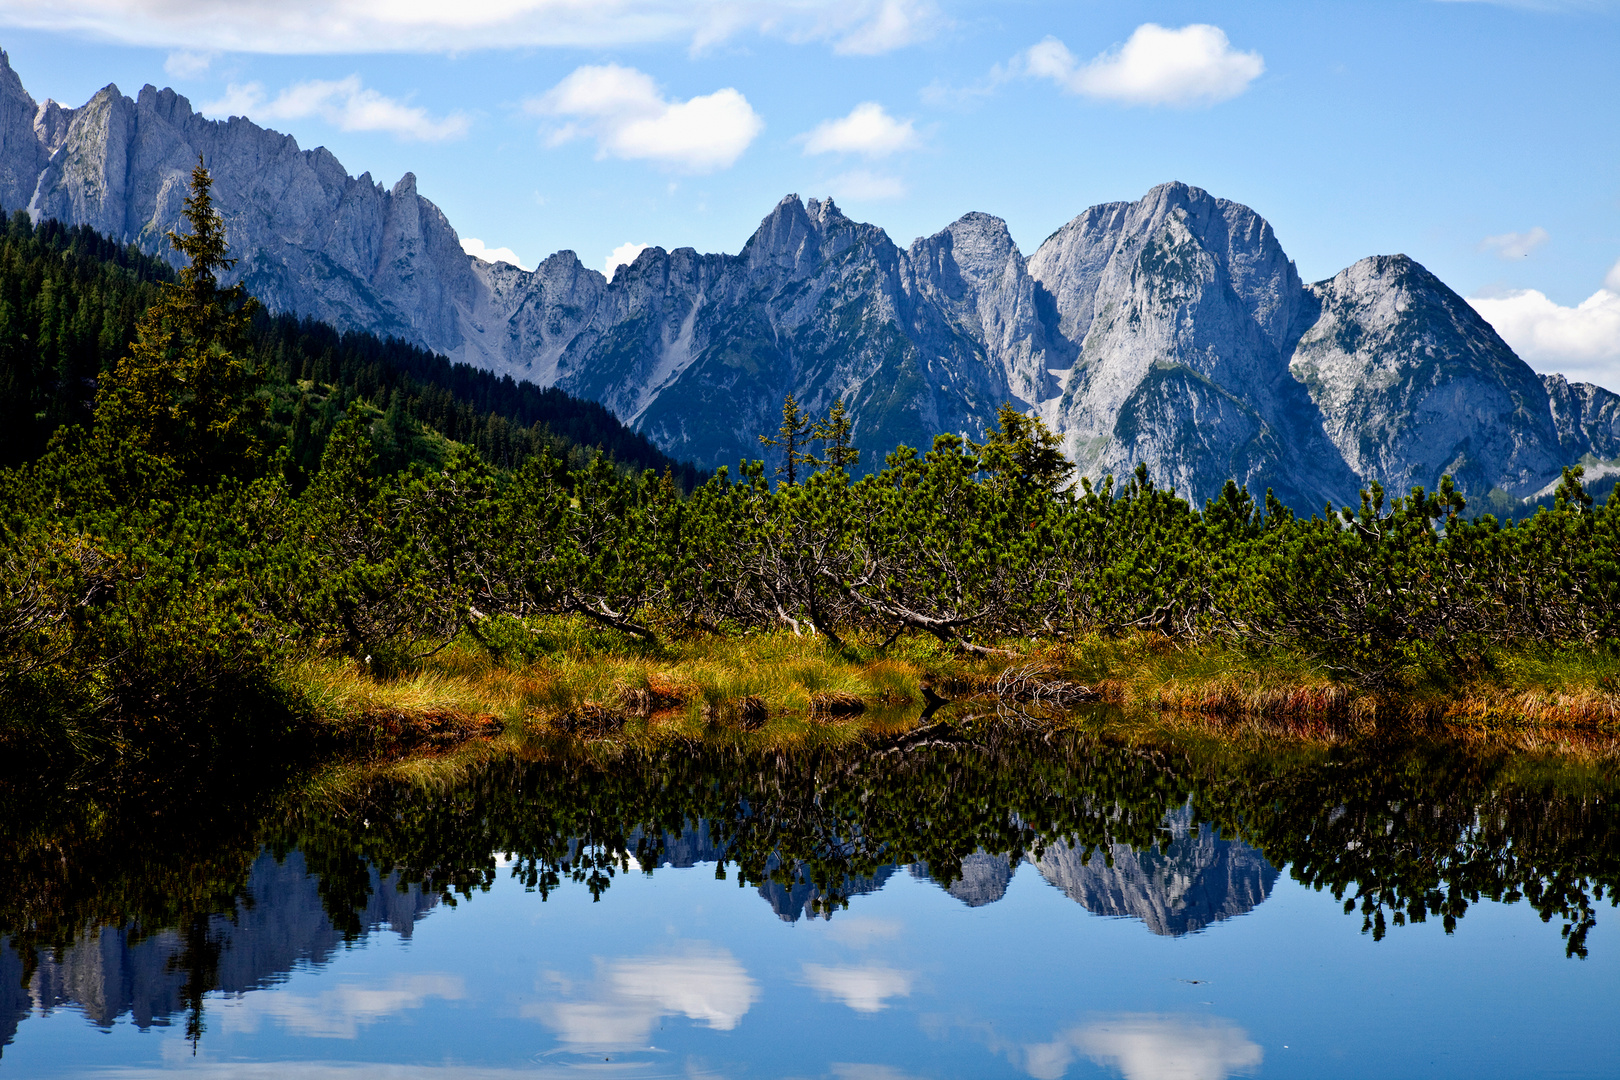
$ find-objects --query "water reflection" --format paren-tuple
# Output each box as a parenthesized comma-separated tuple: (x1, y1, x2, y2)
(526, 946, 759, 1049)
(1, 725, 1616, 1060)
(802, 963, 915, 1012)
(1030, 807, 1279, 936)
(1, 849, 434, 1051)
(1022, 1015, 1263, 1080)
(220, 973, 464, 1039)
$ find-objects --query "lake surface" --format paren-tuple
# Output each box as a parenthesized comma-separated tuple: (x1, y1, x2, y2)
(2, 725, 1617, 1078)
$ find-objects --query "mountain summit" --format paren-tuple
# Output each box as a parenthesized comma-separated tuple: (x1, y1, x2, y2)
(1, 52, 1614, 506)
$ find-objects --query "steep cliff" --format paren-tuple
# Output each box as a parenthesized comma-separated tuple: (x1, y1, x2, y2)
(4, 50, 1615, 506)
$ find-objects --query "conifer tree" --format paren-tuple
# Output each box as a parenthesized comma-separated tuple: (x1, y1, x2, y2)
(973, 403, 1071, 493)
(813, 398, 860, 472)
(92, 158, 263, 481)
(758, 393, 816, 485)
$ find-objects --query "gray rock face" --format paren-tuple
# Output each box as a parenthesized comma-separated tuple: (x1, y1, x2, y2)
(1028, 183, 1356, 509)
(1290, 255, 1569, 498)
(4, 50, 1615, 505)
(1031, 805, 1278, 936)
(1543, 373, 1620, 463)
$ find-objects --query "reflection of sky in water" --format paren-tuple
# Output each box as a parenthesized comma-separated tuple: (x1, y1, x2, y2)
(1027, 1015, 1264, 1080)
(3, 851, 1616, 1078)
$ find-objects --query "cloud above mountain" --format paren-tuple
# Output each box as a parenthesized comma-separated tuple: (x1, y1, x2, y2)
(461, 238, 531, 272)
(202, 75, 468, 141)
(802, 102, 920, 158)
(1480, 227, 1549, 259)
(1470, 258, 1620, 389)
(0, 0, 940, 55)
(604, 241, 652, 279)
(529, 64, 763, 173)
(1022, 23, 1264, 106)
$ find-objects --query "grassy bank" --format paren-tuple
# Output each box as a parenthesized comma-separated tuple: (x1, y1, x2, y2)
(276, 618, 1620, 761)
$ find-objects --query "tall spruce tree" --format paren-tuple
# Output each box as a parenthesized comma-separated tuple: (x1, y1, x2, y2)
(973, 403, 1071, 493)
(758, 394, 816, 485)
(92, 158, 263, 482)
(813, 398, 860, 472)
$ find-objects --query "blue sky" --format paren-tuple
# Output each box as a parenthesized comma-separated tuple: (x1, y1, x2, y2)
(2, 0, 1617, 387)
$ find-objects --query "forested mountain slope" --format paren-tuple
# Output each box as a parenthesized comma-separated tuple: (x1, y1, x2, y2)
(0, 211, 702, 486)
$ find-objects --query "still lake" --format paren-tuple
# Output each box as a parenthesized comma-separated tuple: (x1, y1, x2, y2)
(3, 725, 1617, 1078)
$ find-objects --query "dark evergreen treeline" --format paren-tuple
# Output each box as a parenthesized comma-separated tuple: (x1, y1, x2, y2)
(0, 207, 700, 485)
(257, 314, 703, 488)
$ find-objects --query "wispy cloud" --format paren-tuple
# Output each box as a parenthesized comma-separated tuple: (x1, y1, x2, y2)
(802, 102, 920, 158)
(0, 0, 940, 55)
(162, 49, 214, 78)
(219, 974, 464, 1039)
(201, 75, 468, 141)
(1021, 24, 1264, 107)
(529, 64, 762, 173)
(825, 169, 908, 201)
(1480, 227, 1549, 259)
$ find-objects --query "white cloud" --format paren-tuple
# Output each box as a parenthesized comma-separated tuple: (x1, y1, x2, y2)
(825, 170, 908, 201)
(802, 102, 920, 158)
(1020, 1014, 1263, 1080)
(0, 0, 937, 56)
(829, 1066, 926, 1080)
(526, 947, 759, 1049)
(529, 64, 762, 173)
(802, 963, 914, 1012)
(163, 49, 214, 78)
(604, 241, 652, 280)
(1468, 258, 1620, 389)
(201, 75, 468, 141)
(1022, 24, 1264, 107)
(219, 974, 464, 1040)
(1480, 227, 1549, 259)
(461, 237, 531, 271)
(826, 0, 943, 56)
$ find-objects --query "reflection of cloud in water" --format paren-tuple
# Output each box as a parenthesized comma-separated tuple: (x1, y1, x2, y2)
(94, 1063, 659, 1079)
(822, 915, 905, 947)
(803, 963, 914, 1012)
(219, 974, 464, 1039)
(1023, 1014, 1262, 1080)
(527, 945, 758, 1049)
(831, 1064, 927, 1080)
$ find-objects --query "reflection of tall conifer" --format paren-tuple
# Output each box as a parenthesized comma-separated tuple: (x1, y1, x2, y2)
(93, 158, 263, 482)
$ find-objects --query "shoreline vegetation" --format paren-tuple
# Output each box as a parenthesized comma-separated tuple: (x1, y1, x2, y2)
(2, 165, 1618, 771)
(285, 626, 1620, 765)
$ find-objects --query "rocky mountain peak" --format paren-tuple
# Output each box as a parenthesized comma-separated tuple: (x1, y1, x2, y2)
(937, 211, 1018, 284)
(0, 48, 42, 212)
(0, 52, 1613, 506)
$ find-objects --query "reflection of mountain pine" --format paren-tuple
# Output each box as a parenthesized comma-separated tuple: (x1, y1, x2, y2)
(4, 720, 1615, 1055)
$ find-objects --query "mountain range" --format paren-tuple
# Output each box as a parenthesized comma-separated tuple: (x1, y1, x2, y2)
(3, 50, 1616, 508)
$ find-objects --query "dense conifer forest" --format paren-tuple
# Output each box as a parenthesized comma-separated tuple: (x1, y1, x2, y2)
(0, 208, 702, 486)
(0, 167, 1616, 764)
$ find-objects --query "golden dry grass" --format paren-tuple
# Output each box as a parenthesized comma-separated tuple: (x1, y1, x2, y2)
(279, 624, 1620, 764)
